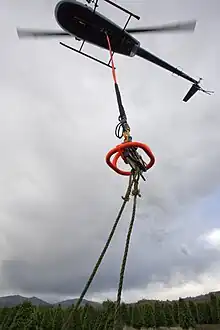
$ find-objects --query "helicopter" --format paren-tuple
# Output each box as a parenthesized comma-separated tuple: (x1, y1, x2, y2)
(17, 0, 213, 102)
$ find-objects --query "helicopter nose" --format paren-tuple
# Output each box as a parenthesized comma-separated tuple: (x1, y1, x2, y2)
(55, 0, 78, 13)
(55, 0, 80, 21)
(55, 1, 74, 26)
(54, 1, 66, 18)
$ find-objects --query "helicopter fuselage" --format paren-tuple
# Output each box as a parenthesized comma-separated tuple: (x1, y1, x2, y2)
(55, 0, 140, 56)
(16, 0, 211, 102)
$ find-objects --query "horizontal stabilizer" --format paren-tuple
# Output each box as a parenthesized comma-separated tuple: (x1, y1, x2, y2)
(183, 83, 200, 102)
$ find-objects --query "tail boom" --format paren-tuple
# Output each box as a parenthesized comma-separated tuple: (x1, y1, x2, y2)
(136, 46, 213, 102)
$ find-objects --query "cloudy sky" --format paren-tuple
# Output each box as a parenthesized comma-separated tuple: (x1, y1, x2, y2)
(0, 0, 220, 304)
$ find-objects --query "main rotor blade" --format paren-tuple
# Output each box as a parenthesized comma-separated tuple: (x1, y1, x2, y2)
(17, 28, 71, 38)
(126, 20, 196, 34)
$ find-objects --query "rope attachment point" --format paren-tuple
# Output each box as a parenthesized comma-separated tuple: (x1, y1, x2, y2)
(106, 141, 155, 179)
(105, 32, 155, 180)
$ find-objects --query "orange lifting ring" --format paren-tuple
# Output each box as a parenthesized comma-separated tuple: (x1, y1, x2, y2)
(106, 141, 155, 176)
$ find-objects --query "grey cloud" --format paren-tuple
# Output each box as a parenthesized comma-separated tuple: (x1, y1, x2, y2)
(0, 0, 220, 301)
(1, 228, 220, 296)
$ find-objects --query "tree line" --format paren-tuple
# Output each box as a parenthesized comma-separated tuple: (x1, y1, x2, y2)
(0, 292, 219, 329)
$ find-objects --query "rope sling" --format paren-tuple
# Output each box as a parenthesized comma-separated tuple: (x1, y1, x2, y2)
(61, 34, 155, 330)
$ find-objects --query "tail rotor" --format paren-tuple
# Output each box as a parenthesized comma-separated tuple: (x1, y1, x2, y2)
(183, 78, 214, 102)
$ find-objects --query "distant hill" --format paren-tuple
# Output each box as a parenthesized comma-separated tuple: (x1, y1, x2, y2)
(184, 291, 220, 302)
(56, 298, 101, 308)
(0, 295, 101, 308)
(137, 290, 220, 305)
(0, 295, 50, 308)
(0, 290, 220, 308)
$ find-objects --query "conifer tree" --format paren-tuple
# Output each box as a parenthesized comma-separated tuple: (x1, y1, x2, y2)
(120, 303, 129, 327)
(2, 306, 19, 328)
(164, 301, 175, 327)
(52, 304, 64, 330)
(188, 300, 199, 324)
(81, 304, 89, 330)
(204, 301, 212, 325)
(102, 300, 115, 330)
(142, 303, 155, 328)
(26, 309, 42, 329)
(197, 302, 206, 325)
(125, 305, 133, 327)
(179, 298, 196, 329)
(154, 300, 167, 327)
(0, 307, 10, 327)
(131, 304, 143, 329)
(66, 309, 83, 330)
(81, 305, 94, 330)
(41, 307, 54, 330)
(85, 305, 99, 330)
(210, 293, 220, 324)
(10, 301, 35, 329)
(94, 309, 106, 330)
(172, 300, 179, 325)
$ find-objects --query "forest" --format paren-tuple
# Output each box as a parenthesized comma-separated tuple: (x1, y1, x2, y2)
(0, 292, 220, 329)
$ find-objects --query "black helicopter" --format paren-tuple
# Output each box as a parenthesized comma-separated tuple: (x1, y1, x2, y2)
(17, 0, 213, 102)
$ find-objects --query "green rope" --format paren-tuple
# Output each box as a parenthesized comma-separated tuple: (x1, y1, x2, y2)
(113, 171, 141, 330)
(61, 173, 135, 330)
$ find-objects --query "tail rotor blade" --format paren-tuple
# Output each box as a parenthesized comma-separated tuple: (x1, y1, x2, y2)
(17, 28, 71, 38)
(183, 83, 200, 102)
(126, 20, 196, 34)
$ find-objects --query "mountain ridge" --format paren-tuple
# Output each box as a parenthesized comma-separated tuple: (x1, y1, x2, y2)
(0, 290, 219, 308)
(0, 295, 101, 308)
